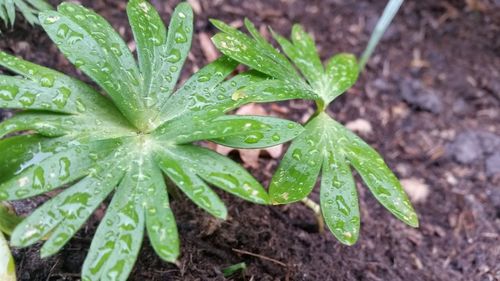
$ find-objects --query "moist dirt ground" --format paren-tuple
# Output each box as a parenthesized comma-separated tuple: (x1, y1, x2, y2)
(1, 0, 499, 280)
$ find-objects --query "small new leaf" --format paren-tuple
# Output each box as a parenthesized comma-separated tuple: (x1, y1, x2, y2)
(0, 2, 303, 281)
(213, 19, 418, 245)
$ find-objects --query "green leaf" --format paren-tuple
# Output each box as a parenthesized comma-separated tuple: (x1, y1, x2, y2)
(209, 4, 416, 246)
(0, 52, 118, 116)
(82, 165, 145, 281)
(0, 74, 95, 114)
(0, 112, 68, 138)
(0, 135, 46, 183)
(128, 1, 194, 115)
(127, 0, 167, 89)
(323, 53, 359, 102)
(320, 148, 359, 245)
(3, 0, 16, 26)
(0, 137, 122, 201)
(152, 55, 237, 127)
(212, 19, 359, 107)
(150, 2, 193, 111)
(14, 0, 38, 25)
(0, 232, 16, 281)
(211, 19, 301, 82)
(39, 4, 145, 128)
(235, 79, 318, 104)
(156, 115, 303, 149)
(144, 164, 179, 262)
(189, 70, 267, 118)
(0, 111, 135, 141)
(269, 116, 324, 204)
(0, 0, 52, 27)
(10, 159, 125, 253)
(0, 203, 22, 235)
(330, 119, 418, 227)
(269, 112, 417, 244)
(272, 24, 324, 84)
(169, 145, 268, 204)
(210, 115, 303, 149)
(0, 2, 306, 280)
(26, 0, 52, 11)
(156, 150, 228, 219)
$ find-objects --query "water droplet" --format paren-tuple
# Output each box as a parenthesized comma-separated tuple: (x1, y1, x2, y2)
(174, 27, 187, 43)
(208, 172, 239, 190)
(64, 5, 76, 12)
(287, 123, 295, 129)
(74, 59, 85, 67)
(19, 91, 37, 106)
(33, 167, 45, 190)
(0, 85, 19, 101)
(178, 12, 186, 18)
(44, 15, 60, 24)
(58, 157, 71, 180)
(271, 133, 281, 141)
(75, 98, 86, 113)
(197, 74, 210, 82)
(15, 189, 30, 198)
(0, 191, 7, 200)
(292, 149, 302, 160)
(144, 96, 158, 108)
(40, 75, 55, 88)
(52, 87, 71, 109)
(110, 43, 123, 56)
(88, 153, 98, 161)
(166, 49, 181, 63)
(335, 195, 350, 216)
(149, 36, 162, 46)
(231, 90, 247, 101)
(53, 232, 70, 246)
(244, 132, 264, 144)
(56, 24, 70, 39)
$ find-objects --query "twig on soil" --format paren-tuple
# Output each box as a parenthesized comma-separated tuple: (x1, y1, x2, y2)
(301, 197, 325, 234)
(45, 260, 59, 281)
(232, 248, 288, 267)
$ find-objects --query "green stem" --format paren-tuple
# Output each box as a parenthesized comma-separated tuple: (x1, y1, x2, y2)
(301, 197, 325, 233)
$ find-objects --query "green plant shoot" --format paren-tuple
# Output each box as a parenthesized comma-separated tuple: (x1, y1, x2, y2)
(212, 19, 418, 245)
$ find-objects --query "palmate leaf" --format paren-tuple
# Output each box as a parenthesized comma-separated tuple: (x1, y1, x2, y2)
(0, 0, 52, 28)
(213, 19, 418, 244)
(0, 2, 304, 280)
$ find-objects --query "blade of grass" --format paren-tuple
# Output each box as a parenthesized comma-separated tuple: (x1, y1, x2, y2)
(222, 262, 246, 277)
(359, 0, 404, 70)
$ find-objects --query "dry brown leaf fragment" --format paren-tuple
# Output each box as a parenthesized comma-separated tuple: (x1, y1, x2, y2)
(345, 118, 373, 135)
(198, 32, 218, 62)
(401, 178, 430, 203)
(187, 0, 202, 14)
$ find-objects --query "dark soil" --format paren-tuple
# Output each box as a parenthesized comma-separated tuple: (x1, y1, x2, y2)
(1, 0, 500, 280)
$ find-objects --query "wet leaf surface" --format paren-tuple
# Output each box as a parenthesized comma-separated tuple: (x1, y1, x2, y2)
(0, 2, 305, 280)
(216, 21, 419, 242)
